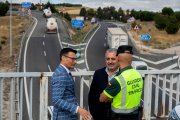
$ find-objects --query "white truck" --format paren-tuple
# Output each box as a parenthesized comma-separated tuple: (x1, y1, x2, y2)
(46, 18, 57, 33)
(107, 28, 128, 49)
(43, 8, 52, 18)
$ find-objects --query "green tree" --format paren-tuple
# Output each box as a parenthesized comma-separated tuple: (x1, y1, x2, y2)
(30, 3, 37, 10)
(96, 7, 103, 20)
(103, 7, 111, 20)
(165, 15, 179, 34)
(79, 7, 87, 17)
(154, 14, 168, 30)
(64, 12, 71, 21)
(87, 8, 96, 18)
(44, 1, 57, 13)
(162, 7, 174, 16)
(174, 11, 180, 21)
(131, 10, 141, 19)
(139, 11, 155, 21)
(0, 2, 9, 16)
(126, 9, 130, 16)
(117, 7, 124, 21)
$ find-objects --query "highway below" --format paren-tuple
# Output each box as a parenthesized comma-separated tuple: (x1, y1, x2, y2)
(19, 10, 179, 119)
(21, 11, 71, 119)
(85, 21, 179, 119)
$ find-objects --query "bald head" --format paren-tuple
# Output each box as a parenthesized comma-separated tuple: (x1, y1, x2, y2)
(118, 53, 132, 68)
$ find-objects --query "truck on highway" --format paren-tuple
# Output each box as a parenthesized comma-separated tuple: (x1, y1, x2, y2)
(107, 27, 128, 49)
(46, 18, 57, 33)
(43, 8, 52, 18)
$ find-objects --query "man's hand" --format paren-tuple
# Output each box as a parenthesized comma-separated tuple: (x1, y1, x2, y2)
(99, 92, 111, 102)
(78, 107, 92, 120)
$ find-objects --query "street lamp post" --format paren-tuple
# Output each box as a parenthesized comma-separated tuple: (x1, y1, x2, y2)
(10, 0, 12, 57)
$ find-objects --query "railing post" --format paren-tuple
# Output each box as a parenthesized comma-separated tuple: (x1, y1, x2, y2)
(80, 76, 84, 120)
(40, 76, 48, 120)
(0, 79, 3, 120)
(10, 78, 14, 120)
(143, 74, 152, 120)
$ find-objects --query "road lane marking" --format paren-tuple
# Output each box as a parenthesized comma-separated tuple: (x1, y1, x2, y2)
(23, 17, 37, 120)
(43, 41, 45, 46)
(162, 63, 178, 70)
(57, 24, 63, 48)
(62, 42, 86, 47)
(44, 51, 46, 56)
(48, 65, 52, 72)
(85, 24, 101, 70)
(133, 55, 178, 65)
(77, 59, 85, 64)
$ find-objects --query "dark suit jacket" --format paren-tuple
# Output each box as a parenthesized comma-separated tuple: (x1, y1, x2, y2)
(88, 67, 112, 120)
(51, 65, 78, 120)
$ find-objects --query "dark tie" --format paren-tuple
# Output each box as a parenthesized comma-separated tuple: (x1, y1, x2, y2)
(69, 72, 73, 78)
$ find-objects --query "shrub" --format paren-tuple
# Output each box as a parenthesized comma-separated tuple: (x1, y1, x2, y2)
(1, 39, 6, 44)
(165, 22, 179, 34)
(0, 2, 9, 16)
(165, 15, 179, 34)
(154, 14, 168, 30)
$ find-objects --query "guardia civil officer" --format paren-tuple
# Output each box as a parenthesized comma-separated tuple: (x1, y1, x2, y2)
(99, 45, 143, 120)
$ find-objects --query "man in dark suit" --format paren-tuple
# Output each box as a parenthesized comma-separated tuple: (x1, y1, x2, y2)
(51, 48, 91, 120)
(88, 48, 119, 120)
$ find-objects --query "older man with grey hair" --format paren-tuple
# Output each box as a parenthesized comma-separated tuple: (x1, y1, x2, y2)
(88, 48, 120, 120)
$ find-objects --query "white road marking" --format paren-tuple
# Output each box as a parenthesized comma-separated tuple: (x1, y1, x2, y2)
(133, 55, 178, 65)
(85, 24, 101, 70)
(83, 79, 90, 87)
(162, 63, 178, 70)
(57, 24, 63, 48)
(76, 68, 87, 72)
(43, 34, 45, 38)
(43, 41, 45, 46)
(23, 17, 38, 120)
(76, 48, 85, 51)
(44, 51, 46, 56)
(48, 65, 52, 72)
(62, 42, 86, 47)
(77, 59, 85, 64)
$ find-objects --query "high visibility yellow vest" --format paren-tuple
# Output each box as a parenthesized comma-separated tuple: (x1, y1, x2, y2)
(111, 69, 143, 114)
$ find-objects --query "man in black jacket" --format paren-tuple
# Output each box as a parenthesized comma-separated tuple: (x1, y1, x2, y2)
(88, 48, 119, 120)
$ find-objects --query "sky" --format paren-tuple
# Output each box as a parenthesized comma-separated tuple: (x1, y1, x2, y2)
(2, 0, 180, 12)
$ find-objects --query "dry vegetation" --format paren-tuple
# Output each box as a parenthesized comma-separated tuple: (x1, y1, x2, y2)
(131, 21, 180, 49)
(0, 15, 30, 71)
(56, 6, 81, 15)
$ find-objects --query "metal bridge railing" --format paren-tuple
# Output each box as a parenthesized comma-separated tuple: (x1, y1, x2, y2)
(0, 70, 180, 120)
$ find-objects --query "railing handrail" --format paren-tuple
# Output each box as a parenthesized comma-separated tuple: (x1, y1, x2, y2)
(1, 70, 180, 77)
(1, 70, 180, 120)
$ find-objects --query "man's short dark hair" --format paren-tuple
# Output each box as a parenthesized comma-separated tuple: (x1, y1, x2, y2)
(116, 45, 133, 56)
(60, 48, 77, 60)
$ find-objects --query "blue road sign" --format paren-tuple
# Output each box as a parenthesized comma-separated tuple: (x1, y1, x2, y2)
(71, 20, 84, 29)
(21, 2, 31, 8)
(140, 34, 151, 41)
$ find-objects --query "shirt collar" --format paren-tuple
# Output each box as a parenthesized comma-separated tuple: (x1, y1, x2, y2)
(117, 66, 133, 75)
(105, 67, 119, 75)
(60, 64, 70, 74)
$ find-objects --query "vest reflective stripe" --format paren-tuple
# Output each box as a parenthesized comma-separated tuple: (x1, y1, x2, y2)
(119, 75, 126, 109)
(111, 69, 143, 114)
(111, 106, 139, 113)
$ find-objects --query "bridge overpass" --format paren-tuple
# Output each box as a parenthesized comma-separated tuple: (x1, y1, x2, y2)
(0, 70, 180, 120)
